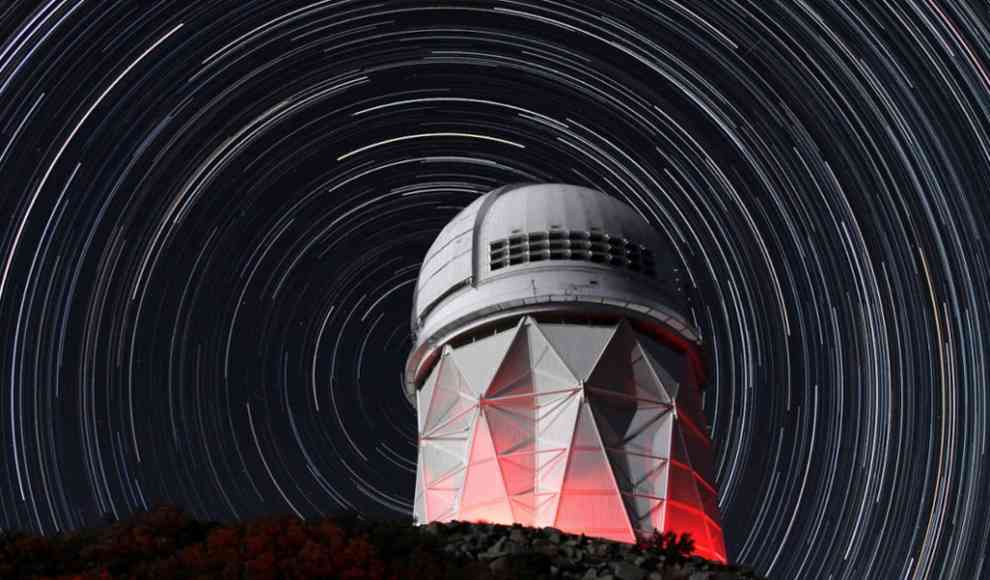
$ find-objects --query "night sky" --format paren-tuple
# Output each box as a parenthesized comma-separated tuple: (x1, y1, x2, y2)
(1, 1, 988, 578)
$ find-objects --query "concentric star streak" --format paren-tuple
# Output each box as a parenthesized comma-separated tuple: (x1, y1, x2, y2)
(1, 2, 988, 578)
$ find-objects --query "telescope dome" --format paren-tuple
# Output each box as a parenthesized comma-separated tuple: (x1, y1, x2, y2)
(407, 183, 696, 397)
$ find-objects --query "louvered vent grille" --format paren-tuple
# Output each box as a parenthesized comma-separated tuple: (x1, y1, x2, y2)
(489, 230, 656, 278)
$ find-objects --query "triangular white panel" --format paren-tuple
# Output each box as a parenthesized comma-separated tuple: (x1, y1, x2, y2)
(424, 356, 474, 433)
(526, 321, 578, 385)
(460, 413, 513, 524)
(429, 464, 467, 491)
(510, 493, 536, 525)
(555, 402, 635, 543)
(534, 392, 580, 527)
(424, 405, 477, 439)
(625, 494, 664, 530)
(535, 390, 581, 447)
(413, 452, 426, 523)
(569, 400, 603, 449)
(539, 323, 616, 381)
(621, 406, 673, 456)
(638, 336, 687, 400)
(667, 421, 704, 512)
(534, 448, 569, 493)
(451, 325, 518, 397)
(536, 392, 580, 458)
(532, 488, 562, 528)
(487, 323, 534, 398)
(417, 361, 441, 433)
(631, 342, 671, 403)
(673, 411, 717, 488)
(585, 321, 639, 399)
(634, 457, 669, 498)
(587, 391, 637, 449)
(486, 401, 534, 456)
(633, 339, 681, 403)
(426, 489, 459, 522)
(421, 438, 466, 486)
(608, 450, 668, 495)
(531, 370, 577, 395)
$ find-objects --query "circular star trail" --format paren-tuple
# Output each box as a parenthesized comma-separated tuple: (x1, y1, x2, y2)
(1, 1, 988, 577)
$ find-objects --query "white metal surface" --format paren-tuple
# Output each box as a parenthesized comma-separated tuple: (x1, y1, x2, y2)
(407, 183, 697, 398)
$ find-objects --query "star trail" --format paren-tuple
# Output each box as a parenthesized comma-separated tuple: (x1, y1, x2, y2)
(0, 1, 988, 578)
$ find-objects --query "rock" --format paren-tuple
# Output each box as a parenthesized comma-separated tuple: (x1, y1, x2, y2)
(505, 540, 527, 555)
(590, 541, 615, 558)
(411, 522, 759, 580)
(423, 522, 442, 535)
(611, 561, 647, 580)
(535, 538, 561, 557)
(490, 556, 510, 574)
(486, 536, 507, 555)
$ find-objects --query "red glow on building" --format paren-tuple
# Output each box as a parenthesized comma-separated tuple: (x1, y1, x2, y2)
(413, 317, 727, 564)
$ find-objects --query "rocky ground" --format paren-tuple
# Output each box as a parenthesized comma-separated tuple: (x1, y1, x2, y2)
(0, 505, 765, 579)
(421, 520, 764, 580)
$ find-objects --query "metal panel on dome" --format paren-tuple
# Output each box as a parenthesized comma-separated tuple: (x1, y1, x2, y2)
(478, 185, 659, 244)
(415, 196, 485, 322)
(538, 322, 615, 381)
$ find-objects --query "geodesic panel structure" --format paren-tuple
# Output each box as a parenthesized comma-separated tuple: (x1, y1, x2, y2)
(412, 316, 726, 563)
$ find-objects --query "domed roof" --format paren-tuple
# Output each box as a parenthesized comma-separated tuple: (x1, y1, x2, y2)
(413, 183, 681, 331)
(407, 183, 697, 398)
(478, 184, 663, 251)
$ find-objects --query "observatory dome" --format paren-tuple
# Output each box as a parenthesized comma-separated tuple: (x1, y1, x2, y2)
(406, 184, 724, 561)
(407, 183, 698, 397)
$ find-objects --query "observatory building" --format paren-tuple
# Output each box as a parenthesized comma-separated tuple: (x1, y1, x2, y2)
(405, 183, 726, 563)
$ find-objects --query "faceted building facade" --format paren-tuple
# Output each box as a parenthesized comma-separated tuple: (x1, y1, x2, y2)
(406, 184, 726, 563)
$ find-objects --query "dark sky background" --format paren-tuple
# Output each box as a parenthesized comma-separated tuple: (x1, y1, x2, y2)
(0, 1, 988, 577)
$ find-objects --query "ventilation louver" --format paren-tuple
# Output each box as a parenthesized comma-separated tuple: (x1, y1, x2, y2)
(489, 231, 656, 278)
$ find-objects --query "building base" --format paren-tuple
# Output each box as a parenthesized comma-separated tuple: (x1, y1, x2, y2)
(413, 315, 726, 563)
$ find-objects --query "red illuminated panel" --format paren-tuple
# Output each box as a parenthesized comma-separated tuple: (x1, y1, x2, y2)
(487, 400, 537, 525)
(665, 500, 725, 563)
(554, 403, 635, 543)
(425, 489, 457, 522)
(459, 415, 513, 524)
(707, 519, 727, 562)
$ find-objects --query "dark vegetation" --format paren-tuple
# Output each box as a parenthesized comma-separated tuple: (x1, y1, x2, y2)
(0, 505, 758, 579)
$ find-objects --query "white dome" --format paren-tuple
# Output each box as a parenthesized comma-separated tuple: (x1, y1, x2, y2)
(407, 182, 697, 398)
(414, 183, 677, 327)
(479, 184, 663, 253)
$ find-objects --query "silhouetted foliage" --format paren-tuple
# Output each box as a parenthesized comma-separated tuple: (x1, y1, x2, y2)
(0, 505, 490, 579)
(636, 529, 697, 562)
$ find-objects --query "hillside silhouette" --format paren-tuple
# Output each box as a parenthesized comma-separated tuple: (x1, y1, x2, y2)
(0, 505, 761, 579)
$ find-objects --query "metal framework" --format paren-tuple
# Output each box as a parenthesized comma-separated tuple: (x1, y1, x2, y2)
(413, 316, 726, 563)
